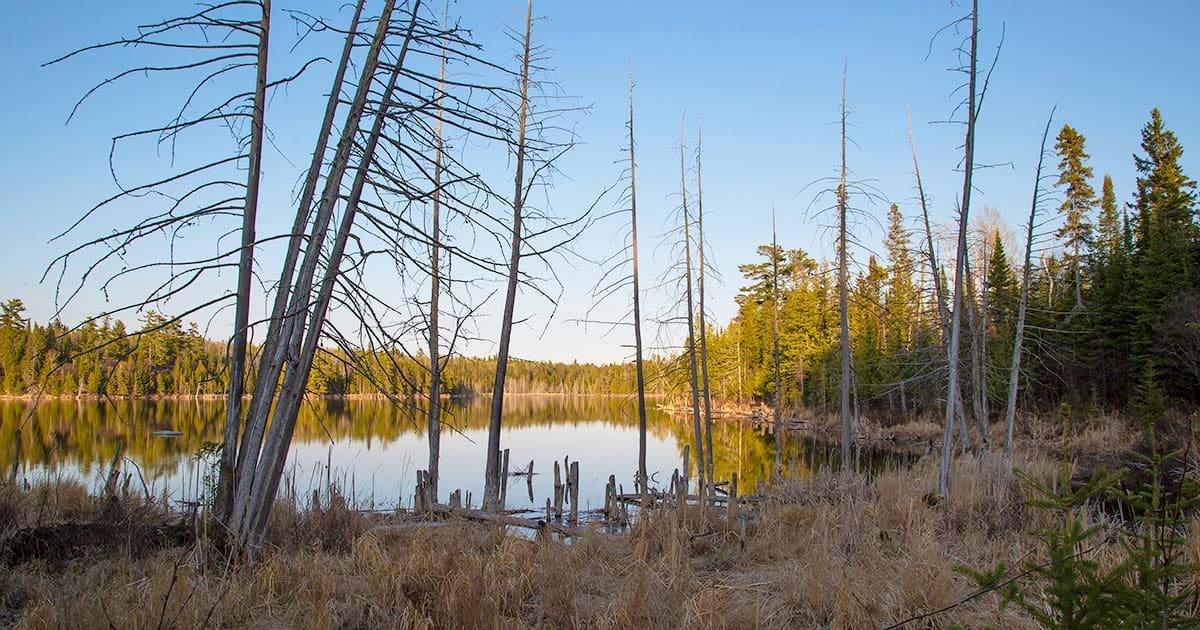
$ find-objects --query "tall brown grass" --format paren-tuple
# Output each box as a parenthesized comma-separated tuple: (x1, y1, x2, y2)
(0, 451, 1141, 629)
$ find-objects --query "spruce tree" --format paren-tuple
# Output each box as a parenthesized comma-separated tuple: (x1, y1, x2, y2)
(1054, 124, 1096, 310)
(1130, 109, 1198, 396)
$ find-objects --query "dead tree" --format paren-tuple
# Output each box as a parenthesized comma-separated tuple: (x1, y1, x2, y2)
(772, 210, 784, 477)
(628, 74, 649, 496)
(483, 0, 590, 510)
(695, 127, 715, 484)
(940, 0, 983, 498)
(907, 111, 972, 451)
(41, 1, 318, 520)
(228, 0, 420, 555)
(425, 0, 449, 502)
(837, 69, 852, 473)
(1005, 108, 1056, 460)
(222, 0, 269, 522)
(679, 120, 707, 495)
(483, 0, 534, 511)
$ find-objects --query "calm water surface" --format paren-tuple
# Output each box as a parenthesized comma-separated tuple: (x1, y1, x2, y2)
(1, 396, 885, 512)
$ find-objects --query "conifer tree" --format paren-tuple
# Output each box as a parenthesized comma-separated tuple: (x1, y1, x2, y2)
(1053, 124, 1096, 311)
(1131, 109, 1198, 395)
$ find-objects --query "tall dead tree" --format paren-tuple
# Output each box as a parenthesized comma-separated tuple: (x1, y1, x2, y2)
(695, 127, 715, 483)
(628, 73, 649, 494)
(1005, 108, 1056, 460)
(940, 0, 981, 498)
(223, 0, 367, 524)
(220, 0, 269, 521)
(484, 0, 534, 511)
(42, 1, 317, 522)
(425, 0, 449, 502)
(908, 111, 972, 452)
(837, 69, 852, 473)
(679, 120, 707, 495)
(771, 209, 784, 477)
(229, 0, 418, 554)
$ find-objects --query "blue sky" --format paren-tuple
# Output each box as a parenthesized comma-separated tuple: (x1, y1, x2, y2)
(1, 1, 1198, 364)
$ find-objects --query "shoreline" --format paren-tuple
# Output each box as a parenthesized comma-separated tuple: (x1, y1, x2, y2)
(0, 391, 667, 403)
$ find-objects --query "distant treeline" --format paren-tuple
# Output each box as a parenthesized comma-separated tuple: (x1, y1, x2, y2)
(0, 299, 672, 398)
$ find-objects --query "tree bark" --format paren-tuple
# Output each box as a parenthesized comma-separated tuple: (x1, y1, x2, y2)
(484, 0, 534, 512)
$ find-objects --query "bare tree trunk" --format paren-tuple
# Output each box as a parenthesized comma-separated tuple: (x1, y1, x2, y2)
(695, 128, 715, 484)
(627, 73, 648, 498)
(227, 0, 366, 529)
(838, 68, 852, 474)
(908, 110, 971, 453)
(232, 0, 409, 551)
(426, 0, 449, 503)
(964, 248, 988, 447)
(1006, 108, 1056, 460)
(242, 8, 418, 551)
(217, 0, 270, 521)
(679, 119, 707, 496)
(771, 210, 783, 477)
(978, 237, 990, 434)
(484, 0, 534, 511)
(940, 0, 979, 499)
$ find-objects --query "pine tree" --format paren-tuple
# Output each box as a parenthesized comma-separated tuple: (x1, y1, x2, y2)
(1054, 124, 1096, 310)
(985, 232, 1017, 332)
(1130, 109, 1198, 395)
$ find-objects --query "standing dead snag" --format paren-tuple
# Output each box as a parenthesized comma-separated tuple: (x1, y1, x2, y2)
(229, 0, 416, 554)
(941, 0, 981, 498)
(695, 127, 715, 485)
(426, 0, 449, 503)
(1005, 108, 1056, 461)
(484, 0, 534, 512)
(837, 68, 852, 474)
(771, 210, 784, 477)
(908, 110, 972, 453)
(628, 73, 649, 499)
(679, 120, 708, 496)
(218, 0, 271, 523)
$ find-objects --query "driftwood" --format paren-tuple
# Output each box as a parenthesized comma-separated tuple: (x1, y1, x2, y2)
(375, 503, 591, 537)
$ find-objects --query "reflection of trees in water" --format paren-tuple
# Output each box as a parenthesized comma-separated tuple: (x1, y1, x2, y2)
(2, 397, 793, 488)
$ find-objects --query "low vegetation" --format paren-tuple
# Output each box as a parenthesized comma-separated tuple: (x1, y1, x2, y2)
(3, 433, 1196, 628)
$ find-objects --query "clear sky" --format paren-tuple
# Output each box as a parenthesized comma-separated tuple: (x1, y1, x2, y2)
(2, 1, 1198, 364)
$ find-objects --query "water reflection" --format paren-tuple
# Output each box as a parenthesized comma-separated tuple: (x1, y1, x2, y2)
(0, 396, 893, 510)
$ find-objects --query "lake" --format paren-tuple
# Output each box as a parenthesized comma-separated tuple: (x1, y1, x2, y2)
(0, 396, 881, 513)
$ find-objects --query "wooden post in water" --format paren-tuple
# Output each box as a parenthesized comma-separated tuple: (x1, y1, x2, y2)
(499, 448, 510, 508)
(682, 445, 690, 497)
(568, 461, 580, 524)
(553, 461, 564, 519)
(10, 429, 20, 483)
(450, 489, 462, 509)
(727, 473, 739, 522)
(545, 497, 552, 523)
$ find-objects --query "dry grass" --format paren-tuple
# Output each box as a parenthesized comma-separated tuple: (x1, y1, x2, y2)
(1, 450, 1112, 629)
